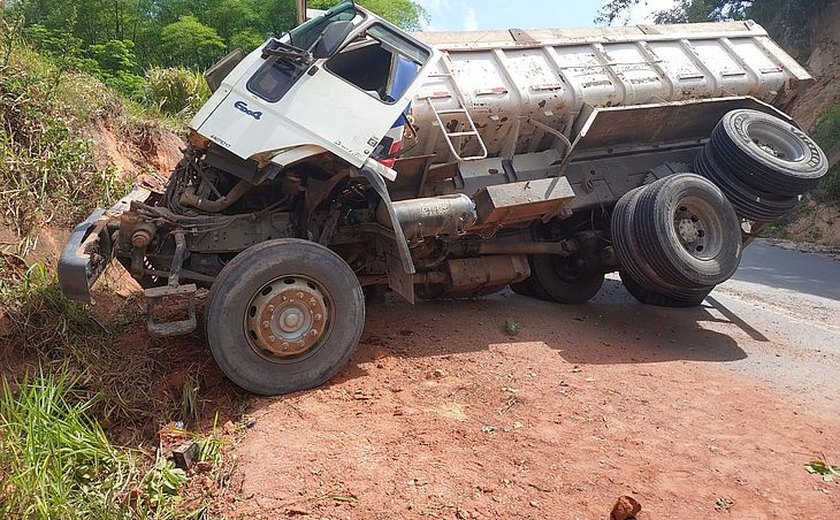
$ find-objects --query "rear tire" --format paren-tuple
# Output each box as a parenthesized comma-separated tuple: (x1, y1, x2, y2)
(206, 239, 365, 395)
(517, 254, 604, 304)
(612, 173, 742, 290)
(620, 271, 712, 308)
(695, 146, 798, 222)
(710, 109, 827, 195)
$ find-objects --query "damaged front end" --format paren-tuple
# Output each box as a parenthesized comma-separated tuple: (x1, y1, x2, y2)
(58, 185, 154, 303)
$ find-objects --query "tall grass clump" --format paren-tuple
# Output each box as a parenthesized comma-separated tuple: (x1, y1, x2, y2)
(0, 371, 138, 519)
(142, 67, 210, 116)
(0, 370, 217, 519)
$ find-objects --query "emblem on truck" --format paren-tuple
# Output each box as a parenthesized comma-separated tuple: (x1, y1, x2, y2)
(234, 100, 262, 120)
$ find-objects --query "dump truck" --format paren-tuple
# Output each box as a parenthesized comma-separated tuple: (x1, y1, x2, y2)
(58, 2, 829, 395)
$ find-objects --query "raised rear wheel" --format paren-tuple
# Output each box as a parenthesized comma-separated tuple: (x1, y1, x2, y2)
(612, 173, 742, 291)
(710, 109, 827, 195)
(206, 239, 365, 395)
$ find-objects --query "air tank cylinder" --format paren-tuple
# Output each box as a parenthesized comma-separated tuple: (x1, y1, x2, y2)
(376, 193, 477, 241)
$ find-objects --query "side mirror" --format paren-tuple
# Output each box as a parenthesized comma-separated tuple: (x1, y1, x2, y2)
(311, 21, 354, 59)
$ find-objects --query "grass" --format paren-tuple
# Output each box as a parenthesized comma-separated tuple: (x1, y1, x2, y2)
(812, 103, 840, 205)
(0, 369, 228, 519)
(0, 42, 126, 244)
(0, 370, 139, 518)
(0, 261, 226, 441)
(0, 261, 240, 517)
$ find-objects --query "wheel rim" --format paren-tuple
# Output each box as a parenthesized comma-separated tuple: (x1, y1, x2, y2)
(244, 275, 332, 361)
(747, 121, 806, 162)
(672, 196, 724, 261)
(549, 255, 591, 284)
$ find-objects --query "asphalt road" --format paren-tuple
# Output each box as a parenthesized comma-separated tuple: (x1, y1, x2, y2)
(671, 241, 840, 409)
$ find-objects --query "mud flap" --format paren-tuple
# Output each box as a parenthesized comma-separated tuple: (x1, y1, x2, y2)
(359, 166, 416, 303)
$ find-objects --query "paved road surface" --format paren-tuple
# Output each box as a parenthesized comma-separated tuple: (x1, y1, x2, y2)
(638, 241, 840, 409)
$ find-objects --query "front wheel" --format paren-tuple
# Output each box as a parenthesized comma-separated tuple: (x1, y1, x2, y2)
(206, 239, 365, 395)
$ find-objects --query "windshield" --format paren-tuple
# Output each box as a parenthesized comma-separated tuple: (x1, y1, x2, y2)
(289, 2, 359, 50)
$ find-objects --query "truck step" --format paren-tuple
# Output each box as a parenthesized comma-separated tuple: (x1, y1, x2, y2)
(144, 284, 198, 337)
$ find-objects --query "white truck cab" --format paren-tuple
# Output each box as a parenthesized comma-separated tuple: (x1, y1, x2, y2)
(192, 2, 440, 174)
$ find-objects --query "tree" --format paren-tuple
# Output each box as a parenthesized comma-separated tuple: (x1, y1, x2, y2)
(158, 15, 226, 69)
(88, 39, 138, 73)
(594, 0, 831, 59)
(205, 0, 260, 40)
(230, 28, 266, 52)
(309, 0, 428, 31)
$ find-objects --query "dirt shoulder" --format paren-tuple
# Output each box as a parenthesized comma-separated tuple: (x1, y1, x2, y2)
(215, 283, 839, 519)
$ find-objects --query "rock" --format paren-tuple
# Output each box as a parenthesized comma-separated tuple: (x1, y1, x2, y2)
(610, 495, 642, 520)
(427, 368, 447, 379)
(171, 441, 199, 471)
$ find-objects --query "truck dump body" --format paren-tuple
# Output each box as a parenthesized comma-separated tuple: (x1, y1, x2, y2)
(408, 21, 811, 162)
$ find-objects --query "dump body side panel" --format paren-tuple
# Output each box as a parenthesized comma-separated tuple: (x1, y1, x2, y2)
(408, 21, 811, 163)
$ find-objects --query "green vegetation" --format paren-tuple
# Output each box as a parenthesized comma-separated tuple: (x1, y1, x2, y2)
(0, 263, 231, 518)
(805, 458, 840, 482)
(0, 371, 138, 518)
(7, 0, 427, 101)
(812, 104, 840, 204)
(0, 31, 127, 243)
(0, 369, 226, 519)
(143, 67, 211, 116)
(0, 262, 221, 437)
(596, 0, 831, 60)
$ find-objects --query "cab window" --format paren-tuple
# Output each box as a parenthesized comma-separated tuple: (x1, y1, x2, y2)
(247, 3, 359, 103)
(324, 23, 430, 104)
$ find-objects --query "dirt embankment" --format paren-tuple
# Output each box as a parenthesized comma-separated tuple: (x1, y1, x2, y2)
(1, 121, 182, 265)
(779, 1, 840, 246)
(787, 2, 840, 131)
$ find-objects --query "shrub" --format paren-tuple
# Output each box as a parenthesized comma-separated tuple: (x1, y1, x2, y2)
(812, 103, 840, 205)
(142, 66, 210, 116)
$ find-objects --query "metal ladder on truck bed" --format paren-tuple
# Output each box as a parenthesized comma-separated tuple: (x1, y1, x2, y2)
(426, 56, 488, 162)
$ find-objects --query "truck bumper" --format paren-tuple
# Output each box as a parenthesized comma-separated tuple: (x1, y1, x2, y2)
(58, 185, 152, 302)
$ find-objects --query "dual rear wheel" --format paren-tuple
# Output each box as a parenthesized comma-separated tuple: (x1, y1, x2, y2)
(514, 173, 742, 308)
(611, 173, 742, 307)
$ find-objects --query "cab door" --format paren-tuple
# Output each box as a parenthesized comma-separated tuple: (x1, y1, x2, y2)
(278, 23, 438, 167)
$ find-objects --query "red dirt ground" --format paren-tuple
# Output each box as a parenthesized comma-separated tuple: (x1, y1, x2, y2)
(208, 285, 839, 519)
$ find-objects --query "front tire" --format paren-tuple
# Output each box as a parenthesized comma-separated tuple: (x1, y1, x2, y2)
(206, 239, 365, 395)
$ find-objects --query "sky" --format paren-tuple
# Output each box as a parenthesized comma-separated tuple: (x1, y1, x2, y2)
(414, 0, 678, 31)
